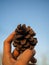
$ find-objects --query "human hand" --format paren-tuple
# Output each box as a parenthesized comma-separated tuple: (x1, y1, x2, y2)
(2, 32, 37, 65)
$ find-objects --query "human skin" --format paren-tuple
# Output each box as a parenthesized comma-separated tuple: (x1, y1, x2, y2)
(2, 31, 36, 65)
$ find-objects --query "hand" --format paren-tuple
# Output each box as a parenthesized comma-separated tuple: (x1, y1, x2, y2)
(2, 32, 37, 65)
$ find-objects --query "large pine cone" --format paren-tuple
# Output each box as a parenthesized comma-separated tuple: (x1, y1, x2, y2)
(13, 24, 38, 54)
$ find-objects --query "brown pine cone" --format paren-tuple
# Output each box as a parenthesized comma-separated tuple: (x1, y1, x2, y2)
(12, 24, 38, 59)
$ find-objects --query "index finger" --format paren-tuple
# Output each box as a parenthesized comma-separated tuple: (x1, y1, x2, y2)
(3, 31, 15, 55)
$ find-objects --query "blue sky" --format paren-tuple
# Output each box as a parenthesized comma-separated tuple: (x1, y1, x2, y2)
(0, 0, 49, 64)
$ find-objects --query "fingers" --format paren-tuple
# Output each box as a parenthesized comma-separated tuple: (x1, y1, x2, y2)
(4, 31, 15, 43)
(3, 31, 15, 56)
(17, 49, 36, 64)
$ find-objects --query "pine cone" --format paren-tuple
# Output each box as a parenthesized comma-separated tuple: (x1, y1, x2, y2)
(12, 24, 38, 59)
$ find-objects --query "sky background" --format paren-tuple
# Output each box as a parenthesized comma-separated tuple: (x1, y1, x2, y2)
(0, 0, 49, 65)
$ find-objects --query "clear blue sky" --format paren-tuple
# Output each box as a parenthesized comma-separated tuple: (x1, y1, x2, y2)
(0, 0, 49, 64)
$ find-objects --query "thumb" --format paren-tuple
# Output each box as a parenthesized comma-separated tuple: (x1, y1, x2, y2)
(17, 49, 35, 64)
